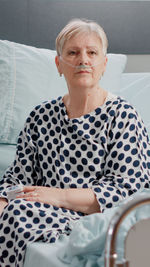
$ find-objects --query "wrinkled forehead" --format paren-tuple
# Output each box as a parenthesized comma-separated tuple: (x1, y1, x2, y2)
(62, 31, 103, 51)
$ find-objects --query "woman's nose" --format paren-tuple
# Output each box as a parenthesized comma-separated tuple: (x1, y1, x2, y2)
(78, 51, 88, 65)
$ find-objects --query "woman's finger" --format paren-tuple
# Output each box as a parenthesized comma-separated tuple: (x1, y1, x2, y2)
(22, 193, 40, 202)
(23, 186, 37, 193)
(16, 190, 38, 199)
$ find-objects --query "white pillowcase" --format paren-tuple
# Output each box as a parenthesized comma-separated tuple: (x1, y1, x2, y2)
(0, 40, 127, 144)
(121, 73, 150, 137)
(100, 53, 127, 94)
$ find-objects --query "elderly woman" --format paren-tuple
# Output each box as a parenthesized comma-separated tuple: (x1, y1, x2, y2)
(0, 19, 150, 266)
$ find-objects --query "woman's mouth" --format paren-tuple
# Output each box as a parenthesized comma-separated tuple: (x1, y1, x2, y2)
(76, 70, 91, 74)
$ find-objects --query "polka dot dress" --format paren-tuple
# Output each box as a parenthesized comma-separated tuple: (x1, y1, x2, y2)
(0, 92, 150, 266)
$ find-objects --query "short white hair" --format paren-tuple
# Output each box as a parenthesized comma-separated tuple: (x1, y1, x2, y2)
(55, 18, 108, 56)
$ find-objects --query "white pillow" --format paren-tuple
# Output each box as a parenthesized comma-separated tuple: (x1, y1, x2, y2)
(100, 53, 127, 94)
(0, 40, 127, 144)
(121, 73, 150, 137)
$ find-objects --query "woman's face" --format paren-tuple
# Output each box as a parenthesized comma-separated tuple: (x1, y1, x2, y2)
(55, 32, 107, 92)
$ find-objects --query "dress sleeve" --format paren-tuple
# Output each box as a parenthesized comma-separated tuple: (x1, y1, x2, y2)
(0, 108, 42, 199)
(91, 103, 150, 212)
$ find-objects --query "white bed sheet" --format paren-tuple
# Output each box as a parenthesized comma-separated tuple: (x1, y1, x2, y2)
(24, 239, 68, 267)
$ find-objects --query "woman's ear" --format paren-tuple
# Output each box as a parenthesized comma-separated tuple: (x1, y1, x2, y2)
(103, 56, 108, 75)
(104, 56, 108, 68)
(55, 56, 62, 76)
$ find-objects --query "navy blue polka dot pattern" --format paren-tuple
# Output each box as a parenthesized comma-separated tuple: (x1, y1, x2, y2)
(0, 93, 150, 266)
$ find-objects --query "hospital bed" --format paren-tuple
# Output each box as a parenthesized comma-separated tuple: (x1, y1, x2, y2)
(0, 1, 150, 266)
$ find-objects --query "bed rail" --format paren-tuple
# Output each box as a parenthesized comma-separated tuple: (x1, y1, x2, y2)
(105, 193, 150, 267)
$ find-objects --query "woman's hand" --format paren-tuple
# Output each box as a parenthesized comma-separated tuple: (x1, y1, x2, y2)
(17, 186, 100, 214)
(16, 186, 64, 208)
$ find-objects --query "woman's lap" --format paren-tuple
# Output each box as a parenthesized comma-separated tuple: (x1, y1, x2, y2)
(0, 199, 83, 267)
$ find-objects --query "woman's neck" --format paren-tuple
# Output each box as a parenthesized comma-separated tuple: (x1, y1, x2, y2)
(63, 87, 107, 119)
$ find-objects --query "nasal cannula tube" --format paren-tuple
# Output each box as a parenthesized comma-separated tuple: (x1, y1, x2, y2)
(59, 56, 102, 70)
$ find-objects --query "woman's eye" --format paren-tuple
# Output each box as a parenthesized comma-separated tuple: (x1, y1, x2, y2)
(68, 51, 76, 55)
(89, 51, 97, 55)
